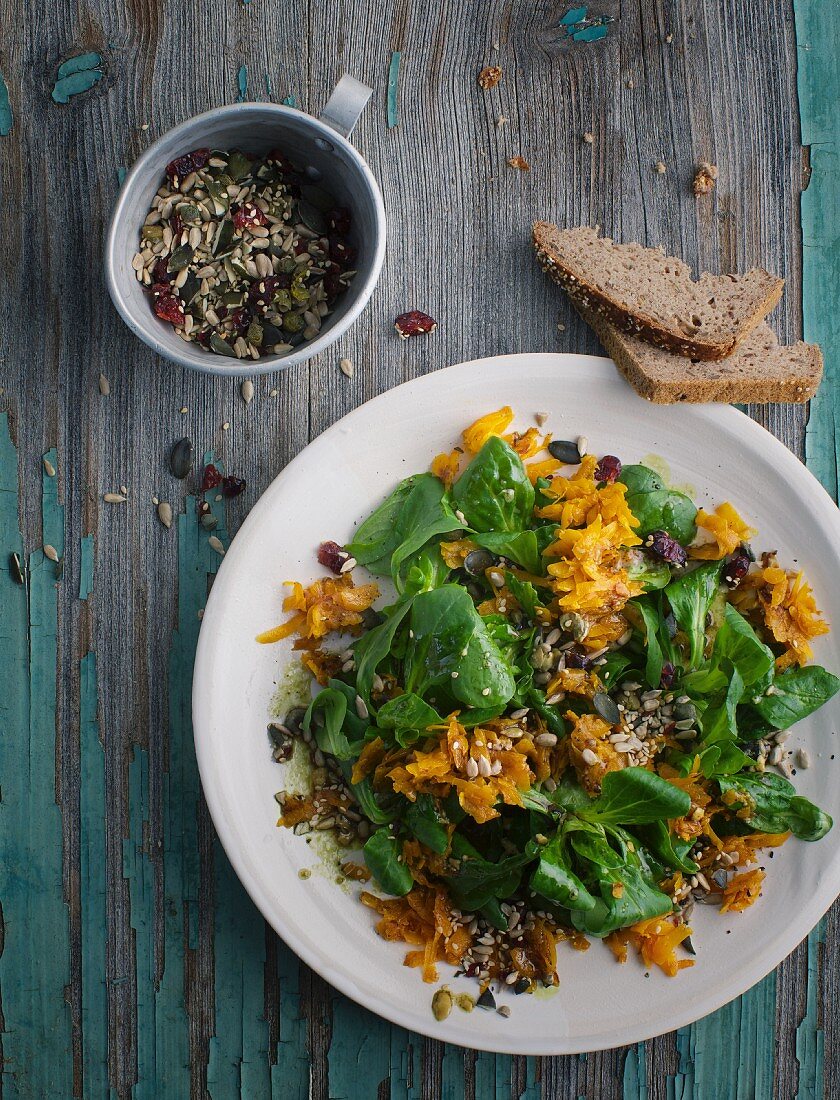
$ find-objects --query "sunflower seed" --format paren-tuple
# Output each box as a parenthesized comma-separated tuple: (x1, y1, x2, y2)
(208, 535, 225, 555)
(103, 493, 126, 503)
(98, 373, 110, 396)
(43, 457, 56, 477)
(581, 747, 599, 766)
(796, 748, 811, 770)
(339, 357, 354, 378)
(43, 544, 59, 562)
(157, 501, 173, 528)
(241, 379, 255, 404)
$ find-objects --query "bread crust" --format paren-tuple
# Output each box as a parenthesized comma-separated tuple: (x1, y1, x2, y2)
(533, 222, 784, 362)
(573, 299, 823, 405)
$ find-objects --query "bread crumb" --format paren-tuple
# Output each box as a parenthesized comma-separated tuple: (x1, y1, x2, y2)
(665, 33, 673, 43)
(557, 323, 566, 332)
(693, 162, 718, 195)
(535, 411, 549, 427)
(654, 160, 666, 174)
(625, 78, 634, 89)
(478, 66, 503, 90)
(507, 155, 530, 171)
(582, 131, 594, 144)
(496, 115, 508, 128)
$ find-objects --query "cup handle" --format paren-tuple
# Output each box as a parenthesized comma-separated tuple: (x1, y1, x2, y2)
(319, 75, 373, 139)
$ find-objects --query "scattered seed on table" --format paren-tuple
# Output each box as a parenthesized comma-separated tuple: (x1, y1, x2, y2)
(477, 65, 503, 89)
(157, 501, 173, 528)
(582, 131, 594, 144)
(269, 388, 278, 398)
(535, 411, 548, 426)
(496, 114, 508, 128)
(208, 535, 225, 555)
(180, 406, 188, 414)
(796, 748, 811, 770)
(98, 373, 110, 396)
(339, 357, 354, 378)
(222, 421, 230, 431)
(43, 544, 59, 562)
(169, 437, 193, 479)
(497, 1005, 511, 1018)
(9, 551, 25, 584)
(120, 484, 128, 496)
(655, 160, 667, 174)
(43, 457, 56, 477)
(241, 379, 255, 404)
(103, 492, 126, 503)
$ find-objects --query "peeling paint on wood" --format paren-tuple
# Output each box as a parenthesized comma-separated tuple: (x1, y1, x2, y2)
(0, 71, 12, 135)
(52, 53, 103, 104)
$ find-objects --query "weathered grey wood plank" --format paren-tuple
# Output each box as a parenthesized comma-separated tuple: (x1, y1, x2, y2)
(0, 0, 827, 1097)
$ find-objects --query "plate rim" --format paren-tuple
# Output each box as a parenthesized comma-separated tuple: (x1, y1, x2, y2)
(193, 352, 840, 1054)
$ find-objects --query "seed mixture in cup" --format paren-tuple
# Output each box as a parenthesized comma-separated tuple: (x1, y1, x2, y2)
(257, 407, 838, 1009)
(133, 147, 357, 360)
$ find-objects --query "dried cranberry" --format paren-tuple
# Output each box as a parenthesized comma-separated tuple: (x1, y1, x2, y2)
(232, 201, 268, 231)
(660, 661, 676, 689)
(195, 330, 212, 348)
(329, 236, 357, 265)
(317, 540, 348, 574)
(169, 211, 184, 241)
(266, 149, 296, 174)
(565, 648, 591, 670)
(200, 464, 223, 491)
(394, 311, 438, 339)
(150, 282, 172, 297)
(646, 530, 687, 567)
(595, 455, 622, 484)
(153, 293, 185, 325)
(228, 307, 252, 335)
(723, 545, 753, 588)
(293, 240, 309, 256)
(165, 154, 195, 186)
(152, 258, 173, 284)
(165, 148, 210, 186)
(328, 207, 351, 235)
(323, 268, 343, 300)
(221, 475, 247, 498)
(249, 276, 280, 309)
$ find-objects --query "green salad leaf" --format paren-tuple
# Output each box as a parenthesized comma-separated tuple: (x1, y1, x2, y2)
(452, 436, 534, 532)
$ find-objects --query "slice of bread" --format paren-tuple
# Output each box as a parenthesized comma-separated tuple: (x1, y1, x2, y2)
(573, 299, 823, 404)
(533, 223, 784, 361)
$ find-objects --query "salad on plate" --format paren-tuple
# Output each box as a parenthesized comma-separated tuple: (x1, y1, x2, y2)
(257, 407, 838, 1011)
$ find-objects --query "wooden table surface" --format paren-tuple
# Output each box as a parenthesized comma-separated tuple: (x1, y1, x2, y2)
(1, 2, 837, 1097)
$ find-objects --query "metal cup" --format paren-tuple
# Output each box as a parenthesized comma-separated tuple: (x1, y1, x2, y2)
(105, 76, 385, 377)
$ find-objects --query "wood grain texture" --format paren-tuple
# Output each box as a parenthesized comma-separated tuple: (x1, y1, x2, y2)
(0, 1, 831, 1097)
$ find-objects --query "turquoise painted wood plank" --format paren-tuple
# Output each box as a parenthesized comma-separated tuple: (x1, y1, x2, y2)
(623, 1043, 648, 1099)
(80, 650, 110, 1098)
(272, 947, 310, 1098)
(796, 1, 840, 1096)
(328, 998, 392, 1098)
(0, 425, 73, 1097)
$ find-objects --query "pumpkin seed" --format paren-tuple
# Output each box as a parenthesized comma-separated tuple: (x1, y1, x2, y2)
(301, 183, 335, 211)
(209, 334, 237, 357)
(593, 692, 621, 726)
(200, 512, 218, 531)
(178, 202, 203, 223)
(168, 244, 194, 272)
(212, 218, 235, 257)
(9, 551, 24, 585)
(464, 548, 496, 575)
(226, 150, 253, 180)
(548, 439, 582, 464)
(169, 437, 193, 479)
(298, 199, 327, 234)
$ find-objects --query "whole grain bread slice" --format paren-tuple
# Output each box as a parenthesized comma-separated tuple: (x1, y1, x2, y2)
(533, 223, 784, 361)
(573, 298, 822, 404)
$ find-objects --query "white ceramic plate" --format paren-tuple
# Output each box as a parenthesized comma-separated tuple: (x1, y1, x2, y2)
(193, 353, 840, 1054)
